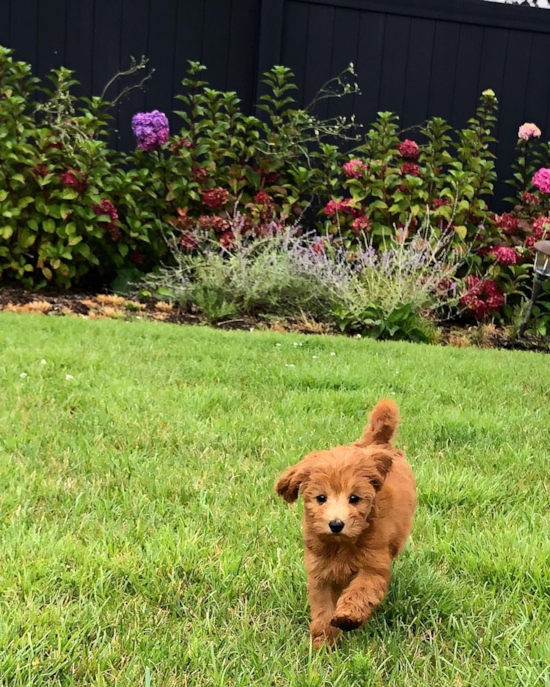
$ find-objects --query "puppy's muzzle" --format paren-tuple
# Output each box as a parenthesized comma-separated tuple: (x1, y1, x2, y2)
(329, 519, 345, 533)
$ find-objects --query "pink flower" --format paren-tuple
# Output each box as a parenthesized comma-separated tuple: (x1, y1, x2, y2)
(180, 232, 199, 251)
(60, 169, 88, 194)
(198, 215, 230, 233)
(343, 159, 367, 179)
(518, 123, 541, 141)
(532, 168, 550, 194)
(493, 212, 519, 235)
(341, 199, 361, 218)
(401, 163, 421, 177)
(201, 187, 229, 208)
(324, 199, 342, 217)
(254, 191, 274, 207)
(352, 215, 371, 234)
(460, 277, 504, 319)
(521, 192, 540, 206)
(398, 140, 420, 160)
(489, 246, 520, 266)
(432, 198, 451, 209)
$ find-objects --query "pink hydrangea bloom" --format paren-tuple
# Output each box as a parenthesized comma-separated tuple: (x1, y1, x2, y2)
(398, 140, 420, 160)
(518, 123, 541, 141)
(489, 246, 520, 266)
(342, 159, 367, 179)
(532, 168, 550, 194)
(401, 163, 421, 177)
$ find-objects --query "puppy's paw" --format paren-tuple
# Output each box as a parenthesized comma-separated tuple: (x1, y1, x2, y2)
(330, 612, 363, 632)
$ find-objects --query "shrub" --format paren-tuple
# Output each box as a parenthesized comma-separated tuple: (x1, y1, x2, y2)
(0, 48, 163, 288)
(145, 213, 466, 342)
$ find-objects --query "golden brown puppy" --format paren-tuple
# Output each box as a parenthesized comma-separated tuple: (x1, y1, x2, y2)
(275, 399, 416, 648)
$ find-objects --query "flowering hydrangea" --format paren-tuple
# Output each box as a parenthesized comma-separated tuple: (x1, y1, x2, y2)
(324, 200, 340, 216)
(518, 123, 541, 141)
(180, 231, 199, 251)
(342, 159, 367, 179)
(198, 215, 230, 233)
(254, 191, 274, 207)
(93, 199, 120, 240)
(532, 168, 550, 194)
(132, 111, 170, 151)
(432, 198, 451, 209)
(219, 230, 236, 250)
(460, 276, 504, 320)
(521, 192, 540, 206)
(201, 187, 229, 208)
(60, 169, 88, 194)
(323, 199, 361, 218)
(193, 167, 210, 184)
(352, 215, 371, 234)
(493, 212, 519, 236)
(398, 140, 420, 160)
(33, 164, 49, 178)
(489, 246, 520, 266)
(525, 216, 550, 248)
(401, 163, 421, 177)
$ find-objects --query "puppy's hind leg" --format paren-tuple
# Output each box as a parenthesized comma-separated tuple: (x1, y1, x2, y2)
(308, 578, 341, 649)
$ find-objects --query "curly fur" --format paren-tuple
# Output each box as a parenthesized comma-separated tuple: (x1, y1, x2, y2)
(275, 399, 416, 648)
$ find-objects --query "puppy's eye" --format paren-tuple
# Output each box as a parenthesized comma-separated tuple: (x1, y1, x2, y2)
(315, 494, 327, 504)
(349, 494, 361, 504)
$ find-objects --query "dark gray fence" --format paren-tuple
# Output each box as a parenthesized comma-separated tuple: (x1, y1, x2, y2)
(2, 0, 550, 200)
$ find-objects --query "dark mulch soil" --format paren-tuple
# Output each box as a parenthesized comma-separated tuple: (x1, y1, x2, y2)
(0, 284, 548, 352)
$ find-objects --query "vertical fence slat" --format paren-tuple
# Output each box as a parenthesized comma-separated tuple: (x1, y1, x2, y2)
(379, 14, 411, 116)
(0, 2, 11, 46)
(227, 0, 262, 111)
(303, 3, 335, 120)
(37, 0, 67, 77)
(402, 17, 436, 128)
(280, 1, 310, 107)
(328, 7, 361, 122)
(428, 21, 461, 123)
(65, 0, 95, 98)
(201, 0, 233, 92)
(8, 0, 39, 68)
(146, 0, 178, 117)
(354, 11, 385, 129)
(451, 23, 484, 127)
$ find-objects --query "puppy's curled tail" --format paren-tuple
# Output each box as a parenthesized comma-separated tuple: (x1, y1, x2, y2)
(355, 398, 400, 447)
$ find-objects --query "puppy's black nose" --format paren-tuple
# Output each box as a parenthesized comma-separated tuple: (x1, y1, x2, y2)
(329, 519, 344, 533)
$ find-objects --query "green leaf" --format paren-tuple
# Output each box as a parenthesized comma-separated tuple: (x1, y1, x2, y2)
(61, 188, 80, 201)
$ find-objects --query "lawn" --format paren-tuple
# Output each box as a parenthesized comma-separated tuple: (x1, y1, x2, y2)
(0, 313, 548, 686)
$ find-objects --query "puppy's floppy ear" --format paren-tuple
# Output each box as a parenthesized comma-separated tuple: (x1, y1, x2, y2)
(366, 448, 394, 491)
(275, 453, 319, 503)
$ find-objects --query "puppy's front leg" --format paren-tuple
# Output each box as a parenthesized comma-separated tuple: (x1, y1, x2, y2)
(330, 566, 391, 632)
(308, 577, 340, 649)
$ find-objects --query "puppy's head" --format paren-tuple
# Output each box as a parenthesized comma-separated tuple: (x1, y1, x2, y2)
(275, 445, 393, 541)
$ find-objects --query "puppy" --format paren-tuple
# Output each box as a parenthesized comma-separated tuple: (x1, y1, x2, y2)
(275, 399, 416, 648)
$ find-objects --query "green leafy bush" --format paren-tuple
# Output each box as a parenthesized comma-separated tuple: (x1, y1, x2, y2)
(0, 48, 162, 288)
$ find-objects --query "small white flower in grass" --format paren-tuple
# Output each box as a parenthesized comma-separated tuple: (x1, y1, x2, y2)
(40, 359, 47, 365)
(390, 392, 396, 396)
(276, 343, 282, 347)
(20, 372, 28, 379)
(355, 334, 362, 339)
(330, 352, 336, 356)
(312, 356, 318, 360)
(66, 374, 74, 381)
(284, 364, 295, 368)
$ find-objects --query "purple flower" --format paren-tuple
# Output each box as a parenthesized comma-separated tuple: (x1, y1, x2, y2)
(132, 110, 170, 151)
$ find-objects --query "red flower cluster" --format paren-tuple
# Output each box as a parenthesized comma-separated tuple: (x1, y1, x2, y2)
(254, 191, 274, 207)
(33, 164, 49, 178)
(493, 212, 519, 236)
(93, 199, 120, 240)
(44, 140, 63, 152)
(398, 140, 420, 160)
(342, 159, 367, 179)
(525, 216, 550, 248)
(489, 246, 520, 266)
(193, 167, 210, 184)
(180, 232, 199, 251)
(432, 198, 451, 209)
(60, 169, 88, 194)
(460, 276, 505, 319)
(352, 215, 371, 234)
(170, 137, 193, 153)
(198, 215, 230, 233)
(219, 231, 236, 250)
(521, 192, 539, 206)
(202, 187, 229, 208)
(401, 163, 421, 177)
(323, 199, 361, 218)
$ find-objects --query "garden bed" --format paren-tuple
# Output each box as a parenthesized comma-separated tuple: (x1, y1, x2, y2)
(1, 284, 547, 353)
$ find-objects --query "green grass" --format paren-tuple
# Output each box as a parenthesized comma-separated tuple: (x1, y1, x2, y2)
(0, 313, 549, 686)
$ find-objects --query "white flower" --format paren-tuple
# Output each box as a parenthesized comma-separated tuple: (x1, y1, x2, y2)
(312, 356, 318, 359)
(330, 352, 336, 356)
(356, 334, 362, 339)
(40, 359, 47, 365)
(390, 392, 396, 396)
(276, 343, 282, 347)
(66, 374, 74, 381)
(20, 372, 28, 379)
(284, 364, 295, 368)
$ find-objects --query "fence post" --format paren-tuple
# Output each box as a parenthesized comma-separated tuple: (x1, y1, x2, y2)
(255, 0, 285, 115)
